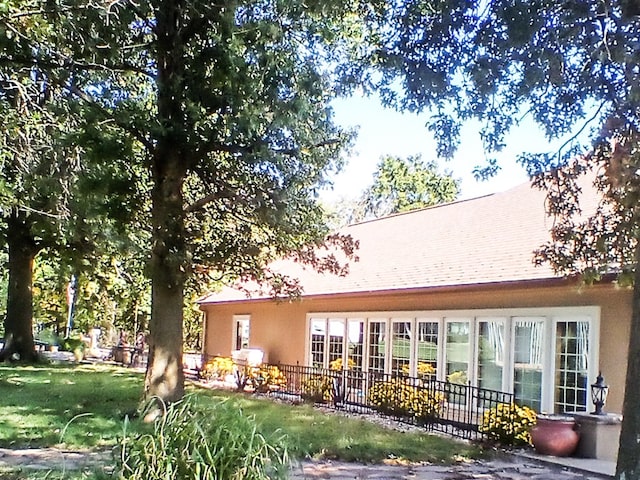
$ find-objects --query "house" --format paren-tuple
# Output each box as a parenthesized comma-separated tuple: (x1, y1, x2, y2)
(198, 176, 630, 423)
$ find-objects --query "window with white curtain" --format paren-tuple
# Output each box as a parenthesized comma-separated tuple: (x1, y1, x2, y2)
(306, 308, 598, 413)
(513, 317, 545, 411)
(477, 318, 506, 392)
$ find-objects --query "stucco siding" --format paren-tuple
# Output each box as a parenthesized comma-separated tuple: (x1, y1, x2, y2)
(201, 281, 631, 413)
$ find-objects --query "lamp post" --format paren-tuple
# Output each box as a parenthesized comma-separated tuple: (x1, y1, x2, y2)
(590, 372, 609, 415)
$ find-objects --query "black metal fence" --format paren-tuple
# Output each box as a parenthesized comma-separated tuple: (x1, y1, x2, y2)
(206, 360, 515, 442)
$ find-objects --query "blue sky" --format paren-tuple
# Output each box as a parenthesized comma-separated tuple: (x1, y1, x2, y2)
(320, 94, 556, 203)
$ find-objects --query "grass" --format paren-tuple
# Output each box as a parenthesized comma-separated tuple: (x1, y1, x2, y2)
(219, 392, 483, 464)
(0, 363, 142, 448)
(0, 362, 487, 477)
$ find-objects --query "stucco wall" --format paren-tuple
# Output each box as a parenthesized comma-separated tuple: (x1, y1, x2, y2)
(200, 281, 631, 412)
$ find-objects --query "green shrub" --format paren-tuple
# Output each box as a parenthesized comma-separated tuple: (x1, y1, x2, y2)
(59, 336, 86, 360)
(479, 402, 537, 446)
(35, 328, 59, 346)
(368, 379, 444, 422)
(118, 395, 289, 480)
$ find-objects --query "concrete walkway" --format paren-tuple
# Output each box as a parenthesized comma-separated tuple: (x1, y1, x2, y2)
(290, 455, 614, 480)
(0, 448, 614, 479)
(0, 447, 111, 472)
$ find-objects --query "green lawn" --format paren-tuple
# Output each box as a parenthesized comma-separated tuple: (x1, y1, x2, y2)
(203, 390, 484, 464)
(0, 362, 486, 478)
(0, 363, 142, 448)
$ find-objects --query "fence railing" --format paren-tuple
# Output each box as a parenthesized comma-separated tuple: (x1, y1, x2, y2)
(201, 357, 515, 442)
(268, 363, 514, 441)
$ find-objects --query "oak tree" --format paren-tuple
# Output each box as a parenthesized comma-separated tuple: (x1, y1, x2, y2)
(373, 2, 640, 477)
(1, 1, 367, 401)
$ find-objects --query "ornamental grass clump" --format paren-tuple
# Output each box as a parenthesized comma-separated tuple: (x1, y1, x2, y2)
(118, 395, 289, 480)
(479, 402, 537, 446)
(368, 379, 444, 422)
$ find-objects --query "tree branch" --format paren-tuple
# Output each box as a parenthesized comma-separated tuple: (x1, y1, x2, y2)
(197, 138, 341, 158)
(64, 83, 156, 152)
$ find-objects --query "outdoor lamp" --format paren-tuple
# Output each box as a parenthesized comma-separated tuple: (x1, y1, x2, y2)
(590, 372, 609, 415)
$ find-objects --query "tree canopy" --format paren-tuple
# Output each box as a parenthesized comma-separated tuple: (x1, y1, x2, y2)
(370, 2, 640, 478)
(3, 3, 640, 475)
(0, 0, 368, 401)
(337, 155, 459, 224)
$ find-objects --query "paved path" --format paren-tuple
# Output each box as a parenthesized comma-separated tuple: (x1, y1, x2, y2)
(0, 447, 111, 472)
(0, 448, 612, 479)
(290, 456, 611, 480)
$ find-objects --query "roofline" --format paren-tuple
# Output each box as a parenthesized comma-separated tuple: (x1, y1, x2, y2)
(346, 192, 495, 228)
(198, 275, 618, 308)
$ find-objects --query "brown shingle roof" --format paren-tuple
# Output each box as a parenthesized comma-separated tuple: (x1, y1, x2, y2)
(200, 176, 599, 304)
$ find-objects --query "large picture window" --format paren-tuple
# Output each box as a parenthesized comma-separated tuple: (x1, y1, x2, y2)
(307, 307, 598, 414)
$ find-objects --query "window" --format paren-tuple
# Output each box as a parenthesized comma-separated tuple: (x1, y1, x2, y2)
(513, 318, 544, 411)
(554, 319, 590, 413)
(391, 319, 412, 375)
(416, 319, 438, 379)
(368, 320, 386, 373)
(328, 319, 345, 367)
(477, 318, 506, 392)
(306, 307, 598, 414)
(347, 319, 365, 370)
(233, 315, 250, 351)
(445, 320, 470, 384)
(310, 318, 326, 368)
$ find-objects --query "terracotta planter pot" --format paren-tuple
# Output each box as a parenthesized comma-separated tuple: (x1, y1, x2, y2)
(530, 415, 580, 457)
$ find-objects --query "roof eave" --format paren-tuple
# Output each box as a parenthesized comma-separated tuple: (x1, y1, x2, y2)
(198, 275, 598, 307)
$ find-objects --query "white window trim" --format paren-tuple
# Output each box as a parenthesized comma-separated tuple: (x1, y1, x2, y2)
(306, 306, 600, 413)
(232, 314, 250, 351)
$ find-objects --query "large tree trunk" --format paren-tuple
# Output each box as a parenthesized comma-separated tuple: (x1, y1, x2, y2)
(615, 242, 640, 479)
(144, 159, 186, 403)
(143, 1, 187, 403)
(0, 211, 39, 362)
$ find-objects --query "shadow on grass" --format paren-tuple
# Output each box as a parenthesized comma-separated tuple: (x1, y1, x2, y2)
(0, 364, 487, 465)
(0, 363, 143, 449)
(191, 388, 486, 464)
